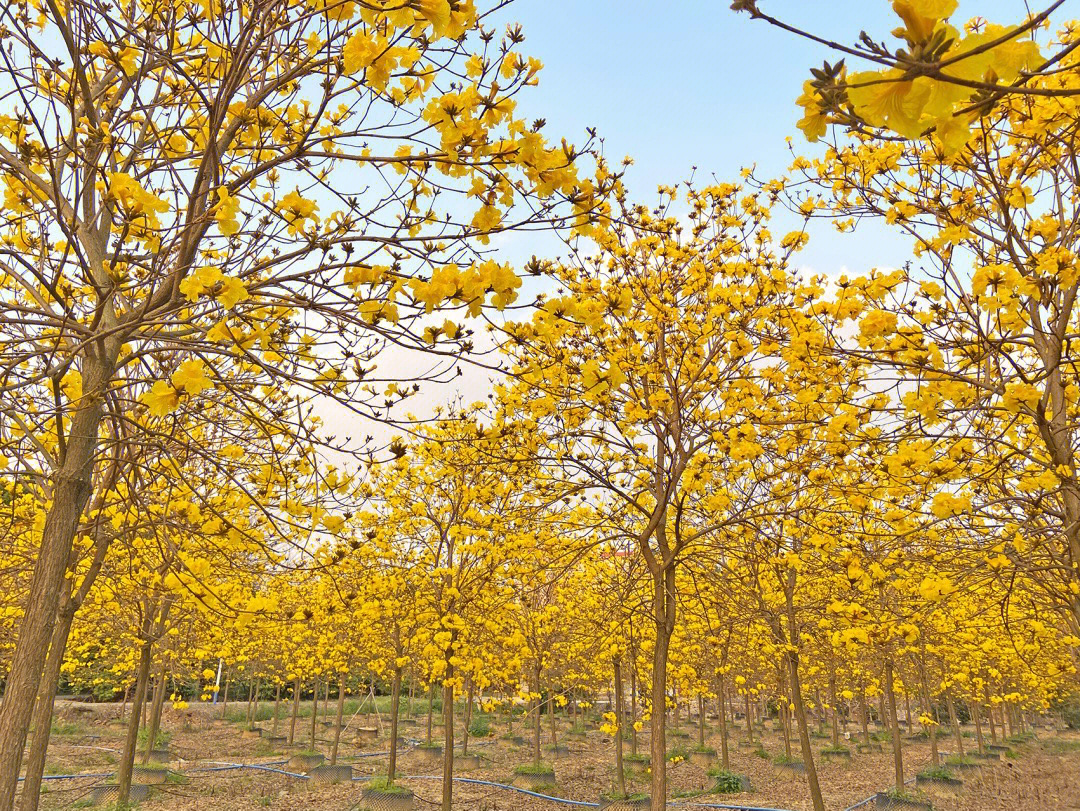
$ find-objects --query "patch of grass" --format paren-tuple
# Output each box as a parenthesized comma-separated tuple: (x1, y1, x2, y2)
(692, 745, 716, 754)
(165, 771, 187, 785)
(945, 754, 976, 766)
(49, 720, 82, 738)
(137, 727, 172, 747)
(1043, 739, 1080, 754)
(772, 753, 800, 765)
(919, 764, 956, 780)
(44, 763, 74, 776)
(822, 744, 850, 754)
(513, 762, 555, 775)
(623, 752, 649, 765)
(667, 744, 691, 762)
(416, 741, 442, 751)
(883, 785, 930, 804)
(365, 775, 411, 794)
(752, 745, 770, 760)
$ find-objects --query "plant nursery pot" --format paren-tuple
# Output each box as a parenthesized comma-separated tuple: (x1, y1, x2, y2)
(355, 726, 379, 743)
(287, 752, 325, 772)
(266, 735, 288, 746)
(512, 769, 556, 790)
(546, 743, 569, 757)
(970, 751, 1000, 761)
(948, 761, 982, 773)
(413, 745, 443, 765)
(308, 764, 352, 784)
(241, 728, 263, 739)
(568, 731, 587, 741)
(598, 797, 651, 810)
(453, 753, 481, 770)
(773, 760, 806, 778)
(688, 750, 715, 767)
(988, 744, 1010, 752)
(503, 735, 525, 746)
(90, 784, 152, 805)
(915, 775, 963, 797)
(822, 749, 852, 762)
(874, 793, 932, 811)
(856, 742, 883, 753)
(359, 786, 415, 811)
(736, 739, 758, 751)
(138, 748, 171, 761)
(712, 773, 753, 793)
(131, 766, 169, 785)
(671, 728, 691, 739)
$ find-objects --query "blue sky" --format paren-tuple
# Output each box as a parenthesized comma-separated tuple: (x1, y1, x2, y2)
(492, 0, 1055, 277)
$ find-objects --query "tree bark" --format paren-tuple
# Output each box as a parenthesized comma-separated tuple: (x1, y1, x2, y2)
(788, 650, 825, 811)
(744, 691, 754, 743)
(462, 679, 475, 755)
(309, 677, 319, 749)
(649, 560, 676, 809)
(117, 633, 154, 804)
(0, 355, 114, 811)
(718, 678, 730, 769)
(272, 683, 282, 736)
(387, 667, 402, 784)
(441, 673, 454, 811)
(884, 659, 904, 792)
(288, 678, 300, 745)
(614, 656, 626, 797)
(947, 692, 964, 757)
(141, 662, 168, 762)
(330, 672, 346, 765)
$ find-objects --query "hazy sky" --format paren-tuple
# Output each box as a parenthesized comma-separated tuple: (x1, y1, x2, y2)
(341, 0, 1058, 443)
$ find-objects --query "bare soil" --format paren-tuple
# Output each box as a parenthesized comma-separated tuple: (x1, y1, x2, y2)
(24, 703, 1080, 810)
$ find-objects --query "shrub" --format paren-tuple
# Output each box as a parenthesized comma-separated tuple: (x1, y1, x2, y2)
(513, 762, 555, 775)
(919, 764, 955, 780)
(708, 768, 748, 794)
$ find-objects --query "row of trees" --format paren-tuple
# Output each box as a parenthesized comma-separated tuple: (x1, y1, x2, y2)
(4, 2, 1080, 811)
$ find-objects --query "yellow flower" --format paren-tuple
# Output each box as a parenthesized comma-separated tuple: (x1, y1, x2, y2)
(139, 381, 180, 417)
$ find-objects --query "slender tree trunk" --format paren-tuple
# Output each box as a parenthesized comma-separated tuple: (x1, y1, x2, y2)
(441, 672, 454, 811)
(288, 678, 300, 745)
(884, 659, 904, 792)
(329, 672, 346, 765)
(828, 671, 841, 748)
(904, 691, 913, 736)
(117, 636, 154, 805)
(387, 667, 402, 784)
(533, 666, 542, 766)
(697, 695, 705, 748)
(142, 662, 168, 762)
(630, 661, 639, 756)
(986, 687, 999, 745)
(426, 682, 434, 745)
(614, 657, 626, 797)
(272, 683, 282, 736)
(462, 679, 474, 755)
(947, 692, 964, 757)
(744, 691, 754, 743)
(860, 691, 871, 745)
(549, 695, 557, 745)
(972, 699, 985, 754)
(221, 678, 230, 719)
(0, 355, 114, 811)
(718, 679, 730, 769)
(309, 677, 319, 748)
(788, 649, 825, 811)
(649, 562, 676, 809)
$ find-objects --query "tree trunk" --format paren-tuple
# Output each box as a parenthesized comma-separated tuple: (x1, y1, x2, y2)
(630, 660, 639, 756)
(221, 678, 230, 719)
(697, 694, 706, 748)
(860, 691, 871, 745)
(533, 666, 543, 766)
(0, 355, 114, 811)
(972, 699, 985, 754)
(649, 562, 676, 809)
(142, 662, 168, 762)
(288, 678, 300, 745)
(309, 677, 319, 749)
(462, 679, 474, 755)
(272, 683, 282, 736)
(828, 671, 840, 748)
(947, 693, 964, 757)
(718, 678, 730, 769)
(744, 691, 754, 743)
(788, 650, 825, 811)
(884, 659, 904, 792)
(426, 682, 434, 745)
(614, 657, 626, 797)
(387, 667, 402, 784)
(330, 672, 346, 765)
(441, 673, 454, 811)
(18, 601, 78, 811)
(117, 636, 154, 805)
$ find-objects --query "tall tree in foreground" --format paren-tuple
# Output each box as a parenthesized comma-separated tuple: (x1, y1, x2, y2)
(0, 0, 611, 805)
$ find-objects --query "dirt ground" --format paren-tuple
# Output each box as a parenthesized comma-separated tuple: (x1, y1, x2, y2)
(24, 702, 1080, 810)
